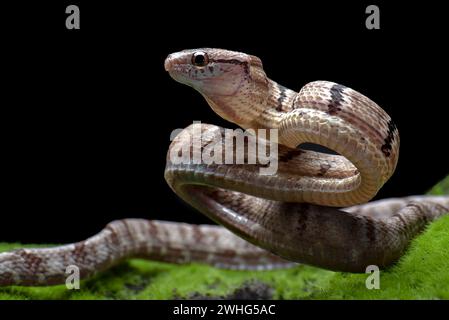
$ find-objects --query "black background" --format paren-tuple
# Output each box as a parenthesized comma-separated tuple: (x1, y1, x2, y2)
(2, 1, 448, 244)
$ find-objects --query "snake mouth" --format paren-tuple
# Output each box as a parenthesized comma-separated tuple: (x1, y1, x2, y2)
(164, 56, 192, 85)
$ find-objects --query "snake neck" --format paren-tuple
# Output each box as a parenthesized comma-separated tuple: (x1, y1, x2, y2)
(203, 79, 297, 130)
(254, 79, 297, 128)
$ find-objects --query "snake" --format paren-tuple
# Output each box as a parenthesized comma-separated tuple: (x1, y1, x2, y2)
(0, 48, 447, 286)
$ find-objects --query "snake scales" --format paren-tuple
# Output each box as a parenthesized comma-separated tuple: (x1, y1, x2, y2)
(0, 48, 447, 286)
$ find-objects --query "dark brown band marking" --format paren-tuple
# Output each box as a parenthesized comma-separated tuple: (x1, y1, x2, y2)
(279, 149, 304, 162)
(73, 242, 86, 260)
(192, 224, 204, 243)
(406, 203, 429, 223)
(381, 119, 398, 157)
(121, 220, 134, 241)
(276, 84, 288, 111)
(106, 224, 121, 246)
(295, 208, 309, 233)
(392, 212, 408, 226)
(17, 249, 43, 272)
(365, 217, 377, 243)
(147, 221, 163, 243)
(318, 163, 331, 176)
(327, 84, 346, 115)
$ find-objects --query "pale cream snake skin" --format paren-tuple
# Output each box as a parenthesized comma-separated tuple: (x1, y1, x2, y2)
(0, 48, 447, 286)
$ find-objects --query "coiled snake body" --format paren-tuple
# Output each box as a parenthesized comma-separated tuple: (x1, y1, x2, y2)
(0, 48, 447, 286)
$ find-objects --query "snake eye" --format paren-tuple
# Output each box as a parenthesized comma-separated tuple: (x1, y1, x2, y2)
(191, 51, 209, 67)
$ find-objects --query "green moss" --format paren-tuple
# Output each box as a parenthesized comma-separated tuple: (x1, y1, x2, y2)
(0, 175, 448, 299)
(314, 214, 449, 299)
(427, 175, 449, 195)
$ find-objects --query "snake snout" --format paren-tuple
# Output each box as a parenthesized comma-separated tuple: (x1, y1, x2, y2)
(164, 55, 173, 71)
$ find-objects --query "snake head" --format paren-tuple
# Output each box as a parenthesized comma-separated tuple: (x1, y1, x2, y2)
(165, 48, 252, 95)
(165, 48, 268, 125)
